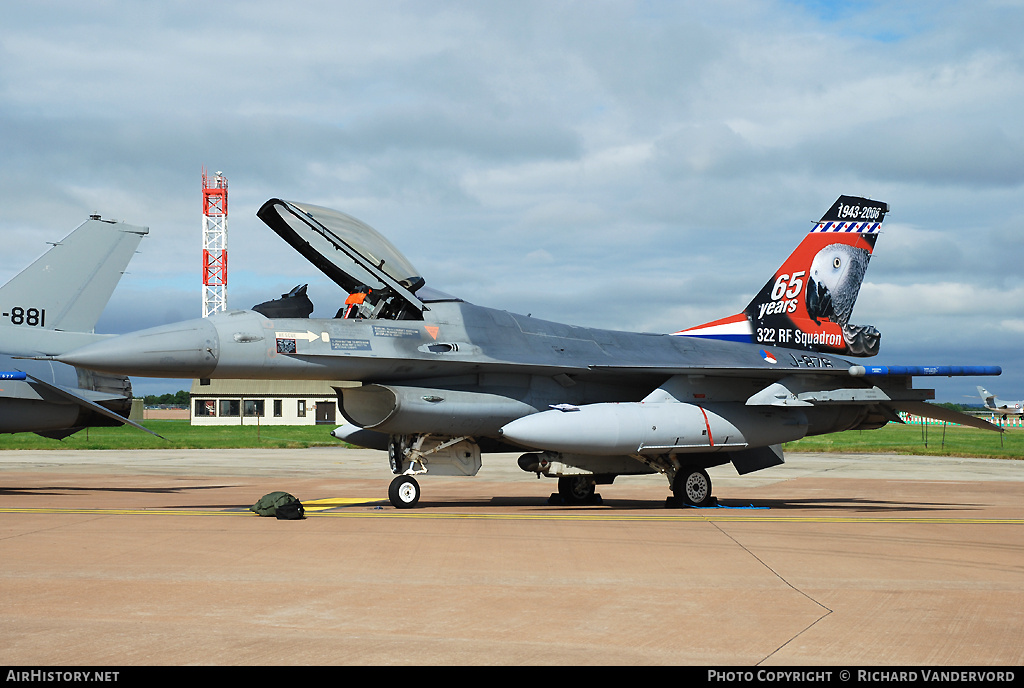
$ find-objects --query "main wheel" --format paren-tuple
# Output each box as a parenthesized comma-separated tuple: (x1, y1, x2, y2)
(673, 467, 712, 507)
(388, 475, 420, 509)
(388, 436, 406, 474)
(557, 476, 595, 505)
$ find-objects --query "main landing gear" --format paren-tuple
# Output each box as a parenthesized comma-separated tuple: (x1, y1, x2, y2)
(667, 466, 716, 508)
(549, 475, 603, 506)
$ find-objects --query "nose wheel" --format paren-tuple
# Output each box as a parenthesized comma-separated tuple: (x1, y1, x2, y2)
(388, 475, 420, 508)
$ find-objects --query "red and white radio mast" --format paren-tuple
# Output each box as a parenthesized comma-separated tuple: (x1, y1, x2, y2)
(201, 168, 228, 317)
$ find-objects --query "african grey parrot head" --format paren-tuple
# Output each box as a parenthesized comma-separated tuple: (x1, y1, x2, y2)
(804, 243, 871, 326)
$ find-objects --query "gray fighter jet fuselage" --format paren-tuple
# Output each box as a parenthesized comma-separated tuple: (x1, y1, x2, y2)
(55, 197, 1002, 506)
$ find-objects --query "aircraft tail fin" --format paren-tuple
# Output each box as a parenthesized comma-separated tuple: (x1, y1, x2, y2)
(0, 217, 148, 333)
(674, 195, 888, 357)
(977, 386, 995, 406)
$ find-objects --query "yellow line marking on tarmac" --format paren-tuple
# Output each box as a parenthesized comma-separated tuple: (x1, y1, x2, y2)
(299, 497, 384, 511)
(0, 508, 245, 517)
(0, 507, 1021, 524)
(314, 513, 1024, 524)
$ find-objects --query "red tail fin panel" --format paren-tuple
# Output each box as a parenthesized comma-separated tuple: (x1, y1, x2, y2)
(674, 195, 888, 357)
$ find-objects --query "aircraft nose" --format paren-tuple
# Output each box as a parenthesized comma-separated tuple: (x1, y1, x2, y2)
(57, 317, 220, 377)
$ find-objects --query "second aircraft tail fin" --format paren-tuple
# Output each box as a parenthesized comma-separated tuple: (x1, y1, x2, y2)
(674, 195, 888, 357)
(0, 216, 148, 333)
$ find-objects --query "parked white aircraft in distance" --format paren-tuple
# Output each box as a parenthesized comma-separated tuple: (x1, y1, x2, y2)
(977, 387, 1024, 419)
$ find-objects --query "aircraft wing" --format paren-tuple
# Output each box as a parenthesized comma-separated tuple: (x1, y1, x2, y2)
(588, 362, 1002, 432)
(744, 365, 1003, 431)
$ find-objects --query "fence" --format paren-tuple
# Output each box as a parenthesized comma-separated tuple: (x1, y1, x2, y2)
(897, 411, 1022, 428)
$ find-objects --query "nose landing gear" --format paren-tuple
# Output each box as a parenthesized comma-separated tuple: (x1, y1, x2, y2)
(388, 474, 420, 509)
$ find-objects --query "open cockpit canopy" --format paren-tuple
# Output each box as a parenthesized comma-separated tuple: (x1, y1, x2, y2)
(257, 199, 431, 320)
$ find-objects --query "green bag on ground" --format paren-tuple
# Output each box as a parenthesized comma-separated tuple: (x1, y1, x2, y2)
(250, 491, 304, 519)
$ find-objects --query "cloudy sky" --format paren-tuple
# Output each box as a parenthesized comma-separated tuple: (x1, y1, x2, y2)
(2, 0, 1023, 402)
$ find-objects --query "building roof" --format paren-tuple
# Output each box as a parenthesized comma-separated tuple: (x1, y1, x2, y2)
(189, 379, 358, 396)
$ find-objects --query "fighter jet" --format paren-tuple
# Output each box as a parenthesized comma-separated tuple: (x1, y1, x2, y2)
(53, 195, 1001, 507)
(977, 387, 1023, 419)
(1, 215, 156, 439)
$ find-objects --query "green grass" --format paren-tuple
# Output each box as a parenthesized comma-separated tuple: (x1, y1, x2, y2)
(0, 421, 342, 450)
(784, 422, 1024, 460)
(1, 419, 1021, 460)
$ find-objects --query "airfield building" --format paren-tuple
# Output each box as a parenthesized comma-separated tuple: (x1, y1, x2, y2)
(188, 378, 357, 426)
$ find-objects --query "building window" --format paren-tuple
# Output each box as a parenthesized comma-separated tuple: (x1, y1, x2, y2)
(195, 399, 217, 417)
(243, 400, 265, 417)
(273, 399, 282, 417)
(219, 399, 240, 417)
(297, 400, 306, 417)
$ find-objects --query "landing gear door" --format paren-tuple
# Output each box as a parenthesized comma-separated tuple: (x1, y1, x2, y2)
(257, 198, 428, 318)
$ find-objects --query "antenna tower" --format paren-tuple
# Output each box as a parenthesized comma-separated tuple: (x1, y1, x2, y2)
(201, 168, 228, 317)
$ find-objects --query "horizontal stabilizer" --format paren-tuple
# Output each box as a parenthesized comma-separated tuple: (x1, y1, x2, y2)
(23, 372, 164, 439)
(887, 400, 1003, 432)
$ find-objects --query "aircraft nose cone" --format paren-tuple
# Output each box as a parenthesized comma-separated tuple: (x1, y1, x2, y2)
(58, 317, 220, 377)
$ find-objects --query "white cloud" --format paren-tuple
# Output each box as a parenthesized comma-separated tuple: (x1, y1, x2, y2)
(860, 281, 1024, 318)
